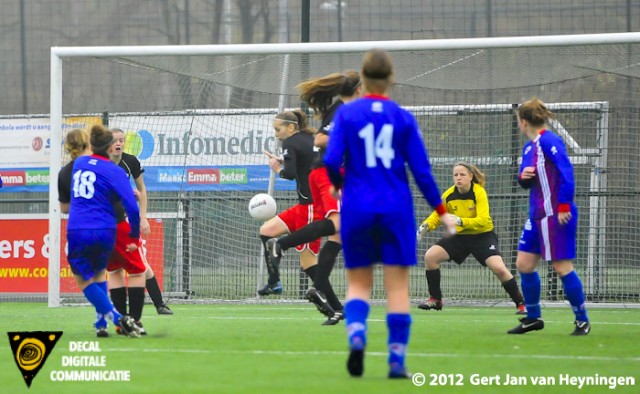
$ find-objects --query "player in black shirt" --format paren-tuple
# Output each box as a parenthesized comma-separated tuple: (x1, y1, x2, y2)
(109, 128, 173, 322)
(258, 109, 320, 296)
(265, 71, 361, 324)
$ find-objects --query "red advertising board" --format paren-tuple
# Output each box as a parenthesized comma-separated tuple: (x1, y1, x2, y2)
(0, 218, 164, 293)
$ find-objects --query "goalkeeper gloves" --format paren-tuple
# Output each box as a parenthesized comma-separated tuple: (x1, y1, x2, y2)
(416, 223, 426, 241)
(447, 214, 463, 226)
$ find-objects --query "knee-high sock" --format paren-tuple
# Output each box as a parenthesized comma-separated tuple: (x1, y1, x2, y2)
(96, 280, 108, 294)
(345, 299, 369, 350)
(520, 271, 541, 319)
(84, 283, 121, 324)
(315, 241, 343, 311)
(426, 269, 442, 300)
(260, 235, 280, 284)
(146, 276, 165, 308)
(387, 313, 411, 368)
(128, 286, 146, 322)
(110, 287, 127, 315)
(94, 281, 109, 328)
(502, 277, 525, 306)
(561, 270, 589, 322)
(304, 265, 318, 287)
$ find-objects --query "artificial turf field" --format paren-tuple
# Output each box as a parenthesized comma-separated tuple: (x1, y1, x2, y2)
(0, 302, 638, 394)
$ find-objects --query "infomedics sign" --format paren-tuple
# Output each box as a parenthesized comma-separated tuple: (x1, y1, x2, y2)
(0, 112, 295, 192)
(111, 113, 278, 167)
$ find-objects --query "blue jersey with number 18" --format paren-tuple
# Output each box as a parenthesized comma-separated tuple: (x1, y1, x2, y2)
(324, 95, 442, 214)
(67, 154, 140, 238)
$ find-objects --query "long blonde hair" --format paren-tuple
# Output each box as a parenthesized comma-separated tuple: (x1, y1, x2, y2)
(64, 128, 89, 160)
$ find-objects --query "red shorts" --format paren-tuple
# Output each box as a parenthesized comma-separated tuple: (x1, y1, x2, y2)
(107, 220, 147, 275)
(309, 167, 341, 219)
(277, 203, 321, 254)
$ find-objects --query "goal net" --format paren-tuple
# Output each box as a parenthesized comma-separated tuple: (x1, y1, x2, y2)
(49, 33, 640, 306)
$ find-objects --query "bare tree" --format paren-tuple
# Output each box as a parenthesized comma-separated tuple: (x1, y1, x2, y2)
(237, 0, 274, 44)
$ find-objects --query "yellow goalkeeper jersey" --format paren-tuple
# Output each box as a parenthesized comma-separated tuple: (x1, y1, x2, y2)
(421, 183, 494, 235)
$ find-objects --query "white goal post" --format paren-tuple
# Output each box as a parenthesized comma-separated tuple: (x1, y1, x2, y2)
(49, 32, 640, 307)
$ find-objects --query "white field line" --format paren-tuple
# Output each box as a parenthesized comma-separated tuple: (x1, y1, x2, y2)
(99, 348, 640, 362)
(138, 315, 640, 326)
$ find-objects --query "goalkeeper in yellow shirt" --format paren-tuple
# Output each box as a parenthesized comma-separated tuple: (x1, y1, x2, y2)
(416, 162, 526, 314)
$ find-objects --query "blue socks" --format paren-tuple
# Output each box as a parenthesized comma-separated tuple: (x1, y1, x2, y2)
(94, 281, 109, 328)
(345, 299, 369, 351)
(96, 280, 108, 294)
(561, 271, 589, 322)
(387, 313, 411, 369)
(521, 270, 589, 322)
(345, 300, 412, 372)
(520, 271, 541, 319)
(83, 282, 122, 325)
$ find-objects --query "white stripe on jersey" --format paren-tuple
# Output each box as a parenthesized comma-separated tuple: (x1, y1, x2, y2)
(307, 204, 313, 225)
(535, 139, 554, 217)
(540, 216, 552, 261)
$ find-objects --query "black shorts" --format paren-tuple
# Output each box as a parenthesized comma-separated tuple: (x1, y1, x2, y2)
(435, 231, 501, 266)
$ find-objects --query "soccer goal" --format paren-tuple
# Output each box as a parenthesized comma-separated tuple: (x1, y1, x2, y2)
(49, 32, 640, 306)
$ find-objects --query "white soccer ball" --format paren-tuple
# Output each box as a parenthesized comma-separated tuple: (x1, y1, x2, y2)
(248, 193, 277, 221)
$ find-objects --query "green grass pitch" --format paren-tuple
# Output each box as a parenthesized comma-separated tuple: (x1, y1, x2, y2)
(1, 303, 638, 393)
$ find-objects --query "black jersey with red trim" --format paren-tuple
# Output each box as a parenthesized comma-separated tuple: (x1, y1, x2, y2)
(311, 100, 343, 169)
(113, 152, 144, 222)
(279, 131, 315, 205)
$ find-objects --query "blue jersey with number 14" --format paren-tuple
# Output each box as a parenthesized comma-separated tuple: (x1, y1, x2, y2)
(67, 154, 140, 238)
(324, 95, 442, 214)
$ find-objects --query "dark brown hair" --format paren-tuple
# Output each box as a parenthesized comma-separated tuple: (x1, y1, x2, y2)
(90, 124, 114, 157)
(296, 70, 360, 119)
(274, 109, 316, 135)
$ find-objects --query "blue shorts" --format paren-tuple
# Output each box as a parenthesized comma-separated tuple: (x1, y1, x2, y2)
(340, 210, 417, 269)
(517, 208, 577, 261)
(67, 229, 116, 281)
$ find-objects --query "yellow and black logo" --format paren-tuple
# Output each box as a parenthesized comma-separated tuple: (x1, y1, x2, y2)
(7, 331, 63, 388)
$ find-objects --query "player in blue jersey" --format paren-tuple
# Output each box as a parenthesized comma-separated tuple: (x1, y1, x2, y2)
(324, 49, 456, 379)
(65, 125, 143, 338)
(508, 98, 590, 336)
